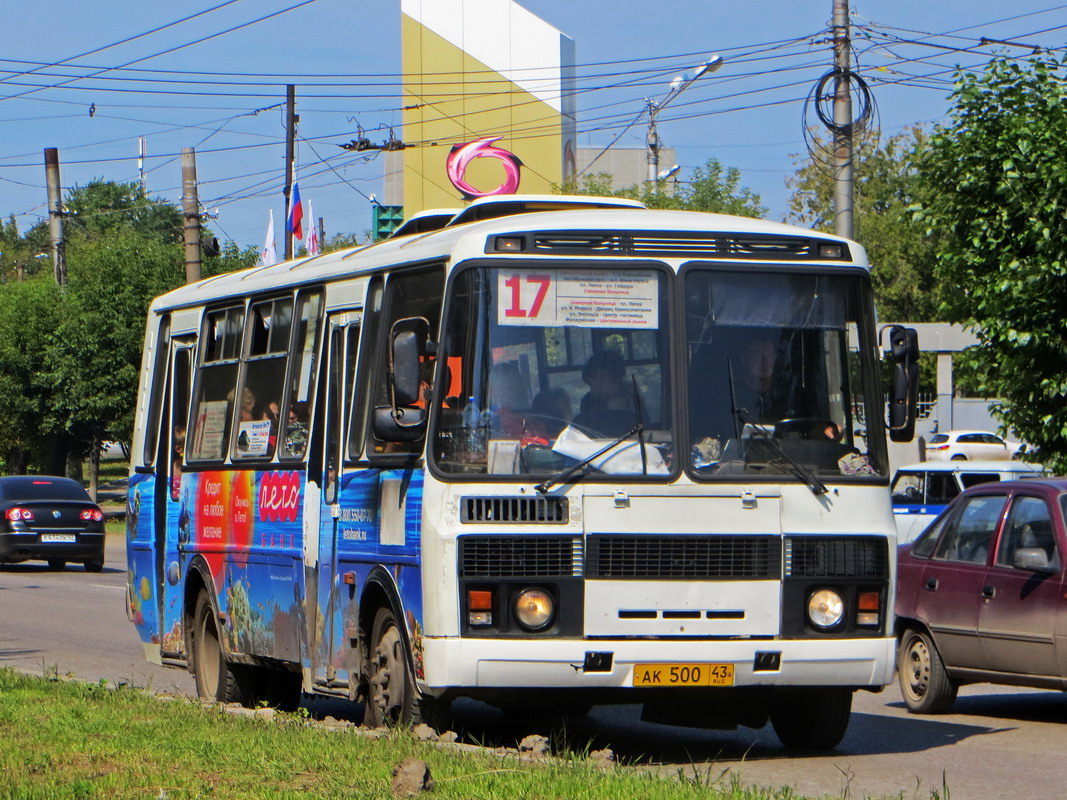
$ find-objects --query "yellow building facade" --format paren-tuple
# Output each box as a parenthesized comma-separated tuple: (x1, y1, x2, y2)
(400, 0, 576, 215)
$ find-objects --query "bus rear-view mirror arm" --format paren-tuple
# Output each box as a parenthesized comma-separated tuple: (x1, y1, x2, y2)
(884, 325, 919, 443)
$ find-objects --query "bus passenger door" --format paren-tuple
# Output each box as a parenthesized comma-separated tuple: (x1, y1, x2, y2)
(156, 340, 193, 658)
(310, 313, 360, 689)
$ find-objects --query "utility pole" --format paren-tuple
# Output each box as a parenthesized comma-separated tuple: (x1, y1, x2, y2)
(43, 147, 66, 286)
(832, 0, 854, 239)
(283, 84, 297, 260)
(318, 216, 325, 251)
(138, 136, 148, 196)
(181, 148, 202, 284)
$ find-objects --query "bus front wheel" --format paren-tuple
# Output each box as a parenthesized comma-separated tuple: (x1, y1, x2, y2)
(769, 688, 852, 750)
(191, 592, 244, 704)
(363, 606, 449, 729)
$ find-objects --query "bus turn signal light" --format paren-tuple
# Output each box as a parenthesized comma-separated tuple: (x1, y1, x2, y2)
(857, 591, 880, 626)
(468, 589, 493, 626)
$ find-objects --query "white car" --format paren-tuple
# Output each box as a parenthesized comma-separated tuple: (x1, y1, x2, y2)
(924, 429, 1024, 461)
(100, 441, 128, 461)
(890, 459, 1044, 542)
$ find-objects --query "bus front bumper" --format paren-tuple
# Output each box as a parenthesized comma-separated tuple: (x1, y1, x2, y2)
(419, 635, 896, 692)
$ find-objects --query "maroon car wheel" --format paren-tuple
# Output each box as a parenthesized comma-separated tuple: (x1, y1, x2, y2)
(899, 628, 957, 714)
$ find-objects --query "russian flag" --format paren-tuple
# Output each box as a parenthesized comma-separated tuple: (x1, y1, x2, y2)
(287, 181, 304, 240)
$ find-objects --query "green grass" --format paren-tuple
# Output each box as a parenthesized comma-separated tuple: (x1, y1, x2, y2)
(0, 669, 808, 800)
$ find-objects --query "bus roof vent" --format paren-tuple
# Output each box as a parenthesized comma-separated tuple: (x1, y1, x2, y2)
(460, 495, 569, 524)
(524, 231, 846, 260)
(448, 195, 644, 227)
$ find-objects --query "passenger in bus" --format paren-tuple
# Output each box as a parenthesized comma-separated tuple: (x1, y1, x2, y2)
(170, 425, 186, 501)
(487, 362, 530, 436)
(574, 350, 643, 437)
(529, 387, 572, 439)
(239, 387, 258, 422)
(688, 333, 784, 461)
(283, 401, 310, 457)
(733, 337, 780, 424)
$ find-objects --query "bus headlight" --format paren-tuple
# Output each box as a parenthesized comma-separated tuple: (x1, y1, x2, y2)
(514, 588, 555, 632)
(807, 589, 844, 630)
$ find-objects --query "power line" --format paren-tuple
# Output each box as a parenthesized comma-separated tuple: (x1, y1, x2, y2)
(0, 0, 322, 104)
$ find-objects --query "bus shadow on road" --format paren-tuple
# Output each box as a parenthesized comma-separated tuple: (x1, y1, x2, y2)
(385, 701, 1007, 764)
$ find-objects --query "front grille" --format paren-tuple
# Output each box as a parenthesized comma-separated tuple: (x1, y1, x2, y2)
(587, 535, 781, 580)
(524, 230, 845, 260)
(784, 536, 888, 578)
(459, 536, 582, 578)
(460, 496, 568, 524)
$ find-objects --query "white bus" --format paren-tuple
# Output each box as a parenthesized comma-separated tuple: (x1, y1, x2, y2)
(126, 195, 918, 749)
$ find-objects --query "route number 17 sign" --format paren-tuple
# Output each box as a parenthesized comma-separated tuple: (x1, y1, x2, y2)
(496, 269, 658, 329)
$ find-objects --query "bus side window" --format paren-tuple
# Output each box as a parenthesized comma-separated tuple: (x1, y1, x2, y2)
(233, 297, 293, 461)
(367, 267, 444, 457)
(347, 278, 383, 462)
(279, 291, 323, 460)
(188, 306, 244, 462)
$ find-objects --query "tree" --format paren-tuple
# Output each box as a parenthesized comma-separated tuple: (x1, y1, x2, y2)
(0, 278, 64, 472)
(915, 54, 1067, 470)
(0, 180, 254, 480)
(63, 180, 183, 244)
(559, 157, 767, 218)
(786, 128, 940, 322)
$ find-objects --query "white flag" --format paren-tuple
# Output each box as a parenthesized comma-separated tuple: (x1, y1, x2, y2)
(305, 201, 319, 256)
(259, 209, 278, 266)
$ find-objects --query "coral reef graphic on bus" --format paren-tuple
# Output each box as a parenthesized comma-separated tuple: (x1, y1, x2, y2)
(446, 136, 523, 199)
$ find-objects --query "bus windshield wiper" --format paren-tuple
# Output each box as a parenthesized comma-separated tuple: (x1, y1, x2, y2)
(534, 423, 644, 494)
(736, 410, 828, 496)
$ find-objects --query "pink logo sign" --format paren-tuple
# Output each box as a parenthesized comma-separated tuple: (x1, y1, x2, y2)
(258, 471, 300, 524)
(446, 137, 523, 199)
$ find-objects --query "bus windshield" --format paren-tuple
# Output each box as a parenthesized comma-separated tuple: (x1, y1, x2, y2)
(433, 265, 673, 478)
(431, 263, 886, 481)
(684, 266, 885, 478)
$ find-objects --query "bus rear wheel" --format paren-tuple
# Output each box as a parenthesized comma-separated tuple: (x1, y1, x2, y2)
(363, 606, 450, 730)
(769, 688, 852, 750)
(191, 592, 244, 704)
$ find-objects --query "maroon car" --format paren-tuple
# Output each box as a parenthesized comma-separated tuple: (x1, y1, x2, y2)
(896, 477, 1066, 713)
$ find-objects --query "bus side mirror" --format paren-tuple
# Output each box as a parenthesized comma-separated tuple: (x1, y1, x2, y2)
(886, 325, 919, 442)
(391, 328, 423, 406)
(372, 316, 435, 442)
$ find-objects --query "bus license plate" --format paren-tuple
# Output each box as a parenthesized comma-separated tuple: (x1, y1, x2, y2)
(40, 533, 75, 543)
(633, 663, 734, 687)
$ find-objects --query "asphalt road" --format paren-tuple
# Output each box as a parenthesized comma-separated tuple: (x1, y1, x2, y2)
(4, 535, 1067, 799)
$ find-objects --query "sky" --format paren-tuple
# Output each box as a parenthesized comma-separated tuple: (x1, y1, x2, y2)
(2, 0, 1066, 252)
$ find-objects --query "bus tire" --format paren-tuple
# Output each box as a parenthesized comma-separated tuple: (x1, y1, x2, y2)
(363, 606, 449, 729)
(769, 688, 852, 750)
(191, 592, 244, 704)
(899, 627, 957, 714)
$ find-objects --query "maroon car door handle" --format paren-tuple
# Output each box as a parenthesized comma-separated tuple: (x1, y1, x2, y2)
(925, 577, 938, 591)
(982, 585, 996, 598)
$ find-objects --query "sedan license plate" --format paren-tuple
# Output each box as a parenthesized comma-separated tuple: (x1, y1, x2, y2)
(633, 663, 734, 687)
(40, 533, 76, 543)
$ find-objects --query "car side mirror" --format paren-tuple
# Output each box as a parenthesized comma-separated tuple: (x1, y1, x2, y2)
(885, 325, 919, 443)
(1012, 547, 1058, 575)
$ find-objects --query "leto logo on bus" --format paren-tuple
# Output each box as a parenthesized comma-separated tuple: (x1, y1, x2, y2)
(258, 471, 300, 523)
(446, 137, 522, 200)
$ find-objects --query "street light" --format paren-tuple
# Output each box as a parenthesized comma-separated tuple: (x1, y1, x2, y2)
(646, 54, 723, 189)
